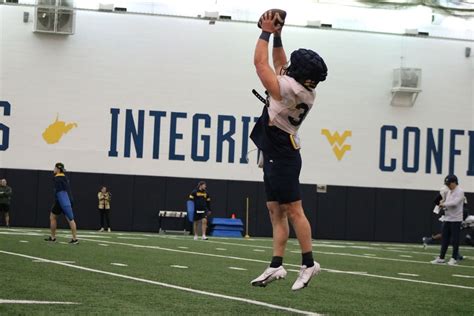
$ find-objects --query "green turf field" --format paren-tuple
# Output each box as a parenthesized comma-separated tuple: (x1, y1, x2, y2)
(1, 227, 474, 315)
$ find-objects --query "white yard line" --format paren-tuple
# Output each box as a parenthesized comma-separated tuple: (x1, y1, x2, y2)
(363, 254, 376, 256)
(12, 229, 467, 267)
(0, 228, 43, 232)
(215, 248, 227, 251)
(0, 232, 42, 236)
(156, 236, 474, 269)
(452, 274, 474, 279)
(253, 249, 265, 252)
(19, 240, 29, 243)
(72, 238, 474, 290)
(400, 255, 413, 258)
(117, 237, 146, 240)
(0, 250, 321, 316)
(316, 251, 474, 269)
(111, 263, 128, 267)
(0, 299, 79, 305)
(98, 244, 109, 247)
(170, 265, 188, 269)
(325, 269, 368, 275)
(315, 244, 347, 248)
(178, 246, 189, 249)
(320, 241, 355, 245)
(32, 260, 75, 264)
(5, 229, 473, 253)
(398, 273, 419, 277)
(228, 267, 247, 271)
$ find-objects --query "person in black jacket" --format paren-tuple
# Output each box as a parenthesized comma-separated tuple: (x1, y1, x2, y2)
(0, 179, 12, 228)
(189, 181, 211, 240)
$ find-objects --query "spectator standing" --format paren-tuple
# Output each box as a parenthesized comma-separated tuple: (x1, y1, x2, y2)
(0, 179, 12, 228)
(98, 186, 112, 232)
(188, 181, 211, 240)
(431, 175, 465, 265)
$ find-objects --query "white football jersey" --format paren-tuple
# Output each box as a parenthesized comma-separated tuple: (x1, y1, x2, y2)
(267, 75, 316, 136)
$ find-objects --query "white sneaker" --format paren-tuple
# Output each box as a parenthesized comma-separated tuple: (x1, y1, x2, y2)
(447, 258, 458, 266)
(99, 228, 104, 232)
(193, 235, 198, 240)
(251, 266, 287, 287)
(202, 235, 208, 240)
(291, 261, 321, 291)
(430, 257, 445, 264)
(107, 228, 111, 233)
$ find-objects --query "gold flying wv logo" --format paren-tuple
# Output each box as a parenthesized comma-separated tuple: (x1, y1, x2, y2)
(321, 129, 352, 161)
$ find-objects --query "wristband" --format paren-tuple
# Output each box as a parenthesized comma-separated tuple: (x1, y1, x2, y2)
(259, 31, 271, 42)
(273, 35, 283, 48)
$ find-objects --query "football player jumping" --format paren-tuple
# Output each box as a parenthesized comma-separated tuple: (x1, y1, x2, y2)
(250, 11, 328, 290)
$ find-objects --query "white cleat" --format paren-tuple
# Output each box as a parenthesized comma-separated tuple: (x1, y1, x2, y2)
(447, 258, 458, 266)
(291, 261, 321, 291)
(430, 257, 445, 264)
(251, 266, 287, 287)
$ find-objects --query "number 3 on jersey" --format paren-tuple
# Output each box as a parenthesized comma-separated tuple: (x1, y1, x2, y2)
(288, 103, 309, 126)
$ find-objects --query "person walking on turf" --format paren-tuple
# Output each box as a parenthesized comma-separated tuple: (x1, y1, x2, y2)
(97, 186, 112, 232)
(0, 179, 12, 228)
(431, 175, 465, 265)
(249, 10, 327, 290)
(422, 184, 449, 248)
(45, 162, 79, 244)
(188, 181, 211, 240)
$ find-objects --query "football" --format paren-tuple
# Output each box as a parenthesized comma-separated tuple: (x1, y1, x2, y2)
(257, 9, 287, 29)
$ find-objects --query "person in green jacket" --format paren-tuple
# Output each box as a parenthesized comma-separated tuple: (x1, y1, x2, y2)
(0, 179, 12, 228)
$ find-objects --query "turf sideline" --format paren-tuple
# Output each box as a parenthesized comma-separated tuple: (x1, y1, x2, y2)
(0, 250, 321, 316)
(0, 299, 78, 305)
(74, 237, 474, 291)
(153, 235, 474, 269)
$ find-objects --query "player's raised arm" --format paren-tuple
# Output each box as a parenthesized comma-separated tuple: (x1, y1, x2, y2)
(272, 30, 287, 75)
(254, 12, 282, 101)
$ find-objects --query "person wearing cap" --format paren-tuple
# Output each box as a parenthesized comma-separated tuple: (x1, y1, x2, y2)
(188, 181, 211, 240)
(431, 175, 465, 265)
(44, 162, 79, 244)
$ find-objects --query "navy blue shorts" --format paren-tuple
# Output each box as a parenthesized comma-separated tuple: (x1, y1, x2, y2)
(194, 210, 207, 222)
(51, 201, 63, 216)
(51, 201, 75, 221)
(0, 203, 10, 213)
(263, 153, 302, 204)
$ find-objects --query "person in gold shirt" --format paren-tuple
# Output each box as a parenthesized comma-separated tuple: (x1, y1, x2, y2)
(98, 186, 112, 232)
